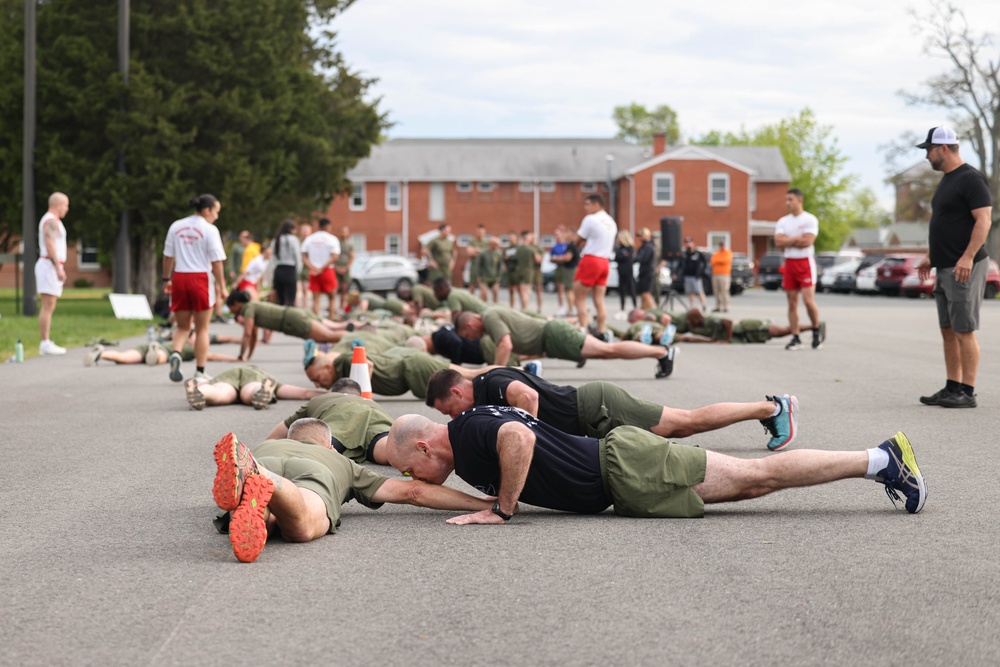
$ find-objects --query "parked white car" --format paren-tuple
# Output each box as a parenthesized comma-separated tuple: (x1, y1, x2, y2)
(854, 260, 883, 294)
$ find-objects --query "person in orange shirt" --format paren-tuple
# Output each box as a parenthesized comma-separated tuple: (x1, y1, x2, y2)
(711, 241, 733, 313)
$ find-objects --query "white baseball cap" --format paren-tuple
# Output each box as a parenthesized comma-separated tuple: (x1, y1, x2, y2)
(915, 126, 959, 149)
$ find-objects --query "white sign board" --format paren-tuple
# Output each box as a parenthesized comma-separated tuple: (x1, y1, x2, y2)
(108, 294, 154, 320)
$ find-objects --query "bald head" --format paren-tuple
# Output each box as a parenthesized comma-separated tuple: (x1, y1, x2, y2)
(48, 192, 69, 217)
(386, 414, 443, 478)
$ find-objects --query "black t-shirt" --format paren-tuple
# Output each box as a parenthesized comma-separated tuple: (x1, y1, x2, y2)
(431, 325, 485, 364)
(563, 243, 580, 269)
(448, 406, 611, 514)
(683, 249, 706, 276)
(929, 163, 992, 269)
(472, 367, 580, 435)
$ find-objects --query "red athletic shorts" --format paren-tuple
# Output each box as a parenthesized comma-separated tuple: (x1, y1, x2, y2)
(782, 257, 816, 291)
(171, 272, 211, 311)
(236, 279, 256, 292)
(574, 255, 610, 287)
(309, 267, 338, 294)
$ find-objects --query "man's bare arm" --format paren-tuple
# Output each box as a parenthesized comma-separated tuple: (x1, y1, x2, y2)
(371, 478, 494, 511)
(954, 207, 993, 283)
(504, 381, 540, 417)
(492, 334, 514, 367)
(446, 421, 535, 525)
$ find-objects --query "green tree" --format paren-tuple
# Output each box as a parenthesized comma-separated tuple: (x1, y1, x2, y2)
(0, 0, 387, 298)
(890, 2, 1000, 258)
(694, 108, 873, 251)
(612, 103, 681, 146)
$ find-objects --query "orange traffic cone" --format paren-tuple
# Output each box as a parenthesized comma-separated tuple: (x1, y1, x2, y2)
(349, 345, 373, 399)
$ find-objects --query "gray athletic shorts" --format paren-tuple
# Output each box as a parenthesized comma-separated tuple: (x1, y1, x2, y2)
(934, 258, 987, 333)
(683, 276, 703, 295)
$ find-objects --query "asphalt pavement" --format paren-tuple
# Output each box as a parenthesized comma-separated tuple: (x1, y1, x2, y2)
(2, 288, 998, 666)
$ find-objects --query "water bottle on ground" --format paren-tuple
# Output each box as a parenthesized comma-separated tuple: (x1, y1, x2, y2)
(639, 324, 653, 345)
(15, 338, 25, 363)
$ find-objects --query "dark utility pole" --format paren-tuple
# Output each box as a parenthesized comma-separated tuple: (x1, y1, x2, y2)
(22, 0, 37, 316)
(113, 0, 131, 293)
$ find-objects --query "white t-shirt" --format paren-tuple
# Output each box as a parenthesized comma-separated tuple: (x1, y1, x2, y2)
(163, 214, 227, 273)
(242, 254, 267, 284)
(302, 230, 341, 268)
(775, 211, 819, 259)
(38, 212, 67, 262)
(576, 210, 617, 259)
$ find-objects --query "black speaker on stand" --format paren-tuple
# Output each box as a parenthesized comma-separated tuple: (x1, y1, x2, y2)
(659, 217, 684, 311)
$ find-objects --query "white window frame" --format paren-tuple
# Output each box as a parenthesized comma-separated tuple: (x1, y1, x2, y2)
(456, 182, 473, 193)
(540, 181, 556, 193)
(385, 234, 401, 255)
(457, 234, 473, 247)
(477, 182, 495, 192)
(518, 182, 534, 192)
(385, 182, 401, 211)
(349, 183, 366, 211)
(77, 239, 100, 271)
(580, 182, 596, 193)
(540, 235, 555, 249)
(429, 182, 445, 221)
(652, 172, 674, 206)
(709, 172, 730, 207)
(707, 231, 731, 250)
(350, 233, 367, 254)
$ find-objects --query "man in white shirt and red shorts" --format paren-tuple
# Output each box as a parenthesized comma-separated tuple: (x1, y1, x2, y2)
(573, 194, 618, 342)
(301, 217, 341, 320)
(774, 188, 824, 351)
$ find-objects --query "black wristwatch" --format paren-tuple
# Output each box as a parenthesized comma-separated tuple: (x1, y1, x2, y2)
(491, 501, 512, 522)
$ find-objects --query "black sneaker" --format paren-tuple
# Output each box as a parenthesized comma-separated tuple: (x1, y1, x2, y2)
(919, 387, 953, 406)
(875, 432, 926, 513)
(812, 323, 825, 349)
(937, 391, 977, 408)
(655, 347, 678, 378)
(785, 335, 802, 351)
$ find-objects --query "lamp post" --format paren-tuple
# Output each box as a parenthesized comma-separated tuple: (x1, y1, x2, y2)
(605, 154, 615, 218)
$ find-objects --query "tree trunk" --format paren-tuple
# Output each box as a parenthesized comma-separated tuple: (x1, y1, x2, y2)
(132, 236, 159, 305)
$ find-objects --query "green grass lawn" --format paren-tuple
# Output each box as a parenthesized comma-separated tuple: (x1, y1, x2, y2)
(0, 288, 152, 361)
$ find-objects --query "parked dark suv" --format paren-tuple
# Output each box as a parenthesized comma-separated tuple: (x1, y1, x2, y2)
(757, 253, 784, 290)
(730, 253, 754, 293)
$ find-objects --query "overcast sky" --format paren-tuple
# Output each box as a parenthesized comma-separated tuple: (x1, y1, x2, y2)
(329, 0, 998, 210)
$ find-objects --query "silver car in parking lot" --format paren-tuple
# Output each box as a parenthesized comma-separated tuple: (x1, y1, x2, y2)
(347, 253, 419, 293)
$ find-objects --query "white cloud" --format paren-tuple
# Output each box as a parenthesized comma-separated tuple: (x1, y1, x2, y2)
(332, 0, 1000, 208)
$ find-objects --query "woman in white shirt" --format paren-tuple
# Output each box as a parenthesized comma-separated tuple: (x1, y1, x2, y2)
(162, 194, 228, 383)
(269, 219, 302, 306)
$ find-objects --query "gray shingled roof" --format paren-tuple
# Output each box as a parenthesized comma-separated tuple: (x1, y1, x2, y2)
(692, 146, 791, 182)
(346, 138, 790, 183)
(347, 138, 649, 182)
(889, 222, 930, 245)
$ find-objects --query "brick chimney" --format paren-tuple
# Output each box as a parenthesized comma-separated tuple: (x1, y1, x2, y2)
(653, 133, 666, 155)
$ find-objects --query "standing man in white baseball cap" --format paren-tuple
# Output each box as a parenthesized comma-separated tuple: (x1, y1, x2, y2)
(914, 126, 993, 408)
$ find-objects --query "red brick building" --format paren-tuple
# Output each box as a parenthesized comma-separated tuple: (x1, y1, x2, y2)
(0, 241, 111, 289)
(323, 136, 791, 267)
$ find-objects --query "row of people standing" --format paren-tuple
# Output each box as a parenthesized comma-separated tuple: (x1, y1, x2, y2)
(613, 227, 665, 312)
